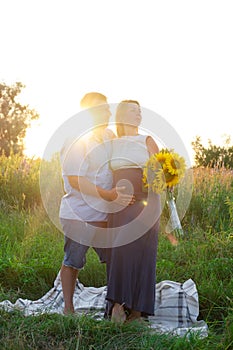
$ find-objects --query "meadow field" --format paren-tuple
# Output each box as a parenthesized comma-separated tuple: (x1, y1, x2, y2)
(0, 154, 232, 349)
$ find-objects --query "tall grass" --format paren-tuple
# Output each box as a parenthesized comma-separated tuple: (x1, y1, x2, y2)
(183, 167, 233, 232)
(1, 154, 232, 232)
(0, 152, 41, 209)
(0, 154, 233, 349)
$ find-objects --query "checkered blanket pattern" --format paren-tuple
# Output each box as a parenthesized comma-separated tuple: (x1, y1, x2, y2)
(0, 272, 208, 337)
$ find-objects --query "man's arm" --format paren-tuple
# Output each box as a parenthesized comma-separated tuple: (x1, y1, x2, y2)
(68, 176, 134, 204)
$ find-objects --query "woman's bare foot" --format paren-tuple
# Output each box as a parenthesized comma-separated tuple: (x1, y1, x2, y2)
(166, 233, 179, 246)
(126, 310, 141, 322)
(111, 303, 126, 323)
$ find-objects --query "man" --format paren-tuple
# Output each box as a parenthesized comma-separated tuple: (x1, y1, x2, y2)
(59, 92, 132, 314)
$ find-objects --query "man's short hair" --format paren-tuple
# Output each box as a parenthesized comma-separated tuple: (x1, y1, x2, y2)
(80, 92, 107, 109)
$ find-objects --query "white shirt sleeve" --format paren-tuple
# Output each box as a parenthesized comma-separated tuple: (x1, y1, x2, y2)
(61, 139, 88, 176)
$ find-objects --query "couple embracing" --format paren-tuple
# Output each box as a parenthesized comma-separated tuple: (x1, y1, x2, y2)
(59, 92, 161, 323)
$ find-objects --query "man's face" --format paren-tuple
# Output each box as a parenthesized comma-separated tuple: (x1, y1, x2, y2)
(91, 99, 111, 128)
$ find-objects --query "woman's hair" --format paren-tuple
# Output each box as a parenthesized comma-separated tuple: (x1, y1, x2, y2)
(115, 100, 140, 137)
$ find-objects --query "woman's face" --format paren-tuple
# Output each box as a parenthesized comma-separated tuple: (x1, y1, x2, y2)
(122, 103, 142, 127)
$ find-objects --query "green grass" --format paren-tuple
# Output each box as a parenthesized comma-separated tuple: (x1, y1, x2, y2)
(0, 310, 231, 350)
(0, 154, 233, 349)
(0, 208, 232, 349)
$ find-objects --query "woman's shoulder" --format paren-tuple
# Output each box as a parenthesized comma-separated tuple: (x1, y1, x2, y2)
(136, 134, 152, 143)
(103, 128, 116, 140)
(137, 134, 149, 139)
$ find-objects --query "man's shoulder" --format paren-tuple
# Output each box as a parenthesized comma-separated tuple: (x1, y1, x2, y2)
(60, 134, 88, 161)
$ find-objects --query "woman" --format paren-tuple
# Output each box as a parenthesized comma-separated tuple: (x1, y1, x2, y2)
(106, 100, 161, 323)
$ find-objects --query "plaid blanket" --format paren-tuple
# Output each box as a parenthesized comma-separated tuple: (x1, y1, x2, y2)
(0, 272, 208, 338)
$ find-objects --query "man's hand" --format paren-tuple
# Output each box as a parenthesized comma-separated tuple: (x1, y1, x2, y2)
(68, 176, 135, 205)
(107, 186, 135, 206)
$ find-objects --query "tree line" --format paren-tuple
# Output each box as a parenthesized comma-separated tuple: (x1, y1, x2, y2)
(0, 81, 232, 168)
(0, 82, 39, 156)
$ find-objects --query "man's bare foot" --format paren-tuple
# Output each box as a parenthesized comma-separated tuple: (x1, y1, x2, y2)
(63, 306, 75, 315)
(111, 303, 126, 323)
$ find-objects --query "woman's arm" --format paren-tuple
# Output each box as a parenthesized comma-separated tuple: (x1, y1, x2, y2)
(146, 136, 159, 155)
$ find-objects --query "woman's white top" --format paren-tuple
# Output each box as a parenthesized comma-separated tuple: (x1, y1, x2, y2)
(110, 134, 150, 171)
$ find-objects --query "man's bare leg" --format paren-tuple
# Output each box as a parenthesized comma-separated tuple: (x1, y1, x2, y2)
(60, 264, 78, 314)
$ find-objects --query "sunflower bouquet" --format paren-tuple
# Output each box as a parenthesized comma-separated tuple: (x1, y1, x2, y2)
(142, 149, 186, 237)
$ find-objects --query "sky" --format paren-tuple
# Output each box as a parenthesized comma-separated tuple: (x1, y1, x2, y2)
(1, 0, 233, 165)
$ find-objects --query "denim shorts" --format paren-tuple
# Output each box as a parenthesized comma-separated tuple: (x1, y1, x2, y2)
(60, 218, 108, 270)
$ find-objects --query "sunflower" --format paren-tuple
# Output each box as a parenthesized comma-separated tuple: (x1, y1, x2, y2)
(156, 151, 169, 165)
(142, 149, 186, 194)
(154, 168, 166, 192)
(165, 152, 186, 177)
